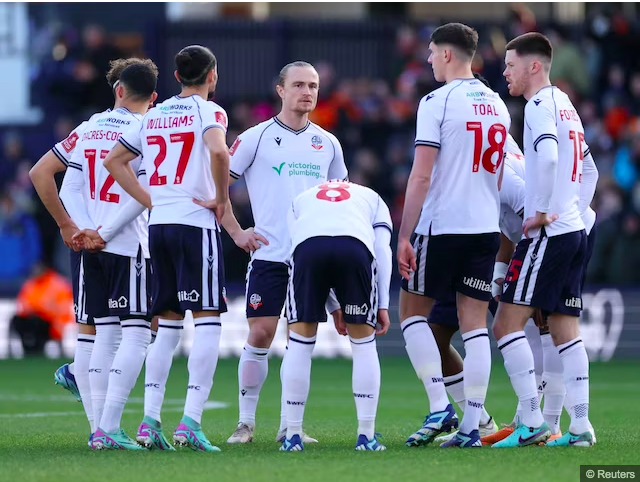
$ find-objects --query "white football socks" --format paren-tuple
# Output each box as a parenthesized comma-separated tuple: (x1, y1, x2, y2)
(238, 343, 269, 426)
(183, 318, 222, 424)
(144, 319, 183, 422)
(401, 316, 449, 412)
(89, 318, 121, 431)
(100, 322, 151, 434)
(350, 334, 380, 440)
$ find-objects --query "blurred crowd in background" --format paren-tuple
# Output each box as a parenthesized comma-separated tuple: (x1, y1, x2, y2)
(3, 4, 640, 300)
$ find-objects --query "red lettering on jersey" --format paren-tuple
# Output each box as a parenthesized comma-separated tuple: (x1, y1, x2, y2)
(215, 111, 228, 129)
(61, 132, 79, 153)
(473, 104, 499, 116)
(559, 109, 579, 122)
(229, 138, 241, 156)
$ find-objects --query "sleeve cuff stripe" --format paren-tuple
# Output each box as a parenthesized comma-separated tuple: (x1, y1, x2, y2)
(68, 164, 82, 171)
(52, 147, 69, 166)
(415, 140, 441, 148)
(119, 138, 141, 156)
(203, 125, 226, 135)
(583, 148, 591, 157)
(230, 170, 241, 179)
(373, 223, 393, 234)
(533, 134, 558, 151)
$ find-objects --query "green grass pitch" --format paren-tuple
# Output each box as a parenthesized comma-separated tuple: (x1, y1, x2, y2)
(0, 358, 637, 482)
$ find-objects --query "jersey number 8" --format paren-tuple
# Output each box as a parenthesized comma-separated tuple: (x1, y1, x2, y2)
(316, 181, 351, 202)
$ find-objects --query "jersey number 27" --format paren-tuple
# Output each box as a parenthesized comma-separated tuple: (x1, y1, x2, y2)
(147, 133, 195, 186)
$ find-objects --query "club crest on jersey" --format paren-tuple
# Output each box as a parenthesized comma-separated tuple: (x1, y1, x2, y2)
(311, 135, 323, 150)
(249, 293, 263, 310)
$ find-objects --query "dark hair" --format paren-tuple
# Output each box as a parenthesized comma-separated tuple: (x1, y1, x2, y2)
(119, 63, 157, 101)
(505, 32, 553, 62)
(278, 61, 315, 87)
(106, 58, 158, 89)
(430, 23, 478, 60)
(473, 72, 492, 89)
(175, 45, 217, 86)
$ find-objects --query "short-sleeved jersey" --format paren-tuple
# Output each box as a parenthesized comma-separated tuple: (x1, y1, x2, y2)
(523, 86, 587, 236)
(230, 117, 348, 263)
(289, 181, 392, 258)
(66, 107, 147, 257)
(414, 78, 511, 236)
(119, 94, 228, 229)
(53, 121, 89, 167)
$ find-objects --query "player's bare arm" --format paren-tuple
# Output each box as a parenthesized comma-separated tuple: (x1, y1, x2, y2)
(211, 175, 269, 253)
(203, 126, 230, 222)
(104, 143, 152, 210)
(29, 151, 80, 250)
(397, 145, 438, 280)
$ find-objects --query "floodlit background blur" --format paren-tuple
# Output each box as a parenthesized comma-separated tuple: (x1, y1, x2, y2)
(0, 2, 637, 359)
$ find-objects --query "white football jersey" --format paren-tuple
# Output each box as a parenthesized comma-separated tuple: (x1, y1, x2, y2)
(289, 181, 392, 258)
(53, 121, 89, 167)
(523, 86, 587, 236)
(414, 78, 511, 236)
(119, 94, 228, 229)
(499, 150, 526, 244)
(64, 107, 147, 257)
(230, 117, 348, 263)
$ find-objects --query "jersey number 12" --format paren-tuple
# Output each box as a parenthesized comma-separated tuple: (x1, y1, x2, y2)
(85, 149, 119, 203)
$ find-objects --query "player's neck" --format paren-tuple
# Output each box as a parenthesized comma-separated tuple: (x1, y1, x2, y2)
(276, 111, 309, 131)
(119, 100, 149, 116)
(524, 77, 552, 101)
(444, 66, 474, 84)
(178, 86, 210, 101)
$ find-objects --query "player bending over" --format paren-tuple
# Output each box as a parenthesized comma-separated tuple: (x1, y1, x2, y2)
(280, 180, 391, 452)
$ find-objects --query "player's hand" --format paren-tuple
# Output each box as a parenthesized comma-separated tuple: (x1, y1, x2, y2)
(72, 228, 106, 252)
(60, 221, 81, 251)
(523, 212, 558, 239)
(376, 309, 391, 336)
(233, 227, 269, 254)
(397, 237, 417, 281)
(533, 308, 549, 332)
(192, 197, 226, 223)
(331, 309, 347, 336)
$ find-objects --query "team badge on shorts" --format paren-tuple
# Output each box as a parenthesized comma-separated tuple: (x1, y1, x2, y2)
(249, 293, 263, 310)
(311, 135, 323, 150)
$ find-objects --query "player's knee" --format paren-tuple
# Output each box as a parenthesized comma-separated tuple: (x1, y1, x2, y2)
(248, 318, 277, 347)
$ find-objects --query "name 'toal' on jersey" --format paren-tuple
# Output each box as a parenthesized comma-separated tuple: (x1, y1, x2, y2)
(414, 78, 511, 236)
